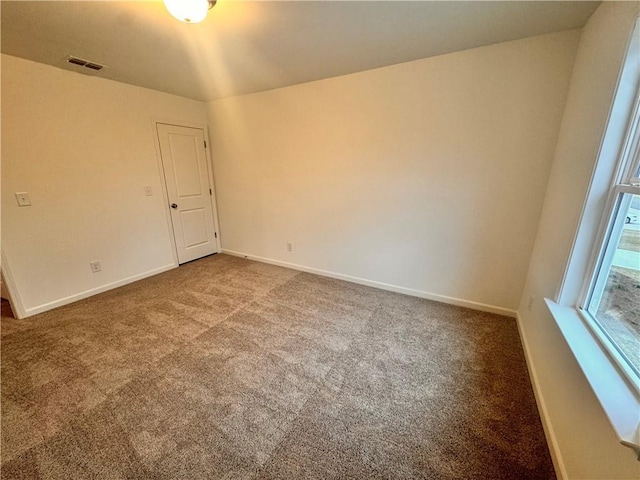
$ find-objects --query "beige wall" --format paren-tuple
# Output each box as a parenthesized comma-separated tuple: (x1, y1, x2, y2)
(1, 54, 209, 316)
(208, 30, 580, 313)
(518, 2, 640, 479)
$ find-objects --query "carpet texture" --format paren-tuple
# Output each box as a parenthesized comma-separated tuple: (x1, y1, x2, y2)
(1, 254, 555, 479)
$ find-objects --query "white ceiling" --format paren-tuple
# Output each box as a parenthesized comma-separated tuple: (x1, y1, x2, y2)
(1, 1, 600, 102)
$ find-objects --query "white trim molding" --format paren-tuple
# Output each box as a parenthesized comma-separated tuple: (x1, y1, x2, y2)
(1, 249, 27, 320)
(222, 249, 517, 318)
(21, 263, 177, 318)
(516, 311, 569, 480)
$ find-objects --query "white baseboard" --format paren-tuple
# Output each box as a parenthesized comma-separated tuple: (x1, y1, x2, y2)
(222, 249, 517, 318)
(516, 311, 567, 480)
(21, 263, 178, 318)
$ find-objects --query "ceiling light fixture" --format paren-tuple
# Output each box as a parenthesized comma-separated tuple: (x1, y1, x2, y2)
(163, 0, 216, 24)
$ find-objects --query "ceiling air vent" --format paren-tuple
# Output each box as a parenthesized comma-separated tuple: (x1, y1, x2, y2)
(66, 56, 105, 72)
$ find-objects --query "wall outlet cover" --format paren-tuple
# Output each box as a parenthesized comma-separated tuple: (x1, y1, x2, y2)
(15, 192, 31, 206)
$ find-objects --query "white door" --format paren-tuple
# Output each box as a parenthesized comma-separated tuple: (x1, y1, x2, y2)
(157, 123, 218, 264)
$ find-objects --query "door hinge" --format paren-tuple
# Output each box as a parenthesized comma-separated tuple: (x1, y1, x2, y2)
(215, 232, 217, 238)
(209, 188, 212, 195)
(204, 141, 207, 148)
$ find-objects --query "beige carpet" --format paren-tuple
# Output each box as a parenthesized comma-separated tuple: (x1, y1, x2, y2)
(1, 254, 555, 479)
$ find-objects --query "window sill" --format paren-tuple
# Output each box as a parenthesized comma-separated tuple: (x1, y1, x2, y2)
(545, 298, 640, 457)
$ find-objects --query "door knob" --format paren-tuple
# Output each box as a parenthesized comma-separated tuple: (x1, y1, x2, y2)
(171, 203, 178, 209)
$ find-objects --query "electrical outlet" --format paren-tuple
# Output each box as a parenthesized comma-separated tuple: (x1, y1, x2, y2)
(286, 242, 293, 252)
(89, 261, 102, 273)
(527, 296, 534, 312)
(15, 192, 31, 206)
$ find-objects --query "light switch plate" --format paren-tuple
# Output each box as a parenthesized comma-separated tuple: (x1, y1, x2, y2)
(144, 186, 153, 196)
(15, 192, 31, 206)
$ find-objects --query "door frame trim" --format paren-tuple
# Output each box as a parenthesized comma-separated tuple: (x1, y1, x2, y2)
(1, 249, 26, 319)
(151, 118, 222, 266)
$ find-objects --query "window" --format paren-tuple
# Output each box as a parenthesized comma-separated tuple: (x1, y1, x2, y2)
(543, 16, 640, 457)
(581, 94, 640, 386)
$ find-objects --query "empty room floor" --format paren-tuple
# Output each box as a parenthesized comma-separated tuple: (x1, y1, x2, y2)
(1, 254, 555, 479)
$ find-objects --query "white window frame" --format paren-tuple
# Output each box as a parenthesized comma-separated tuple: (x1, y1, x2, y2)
(578, 91, 640, 391)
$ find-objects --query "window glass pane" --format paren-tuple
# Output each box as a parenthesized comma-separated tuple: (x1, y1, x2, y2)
(589, 193, 640, 374)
